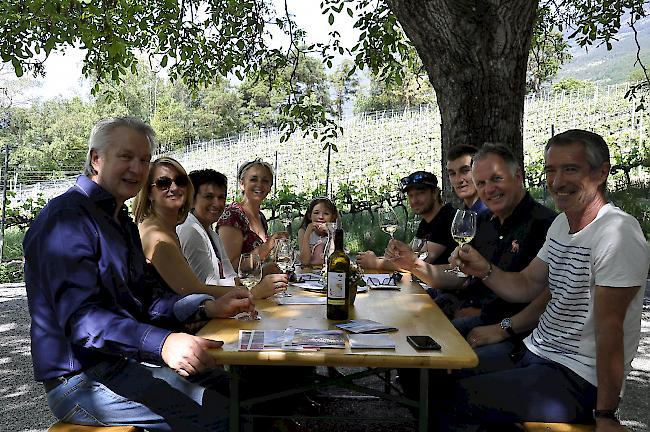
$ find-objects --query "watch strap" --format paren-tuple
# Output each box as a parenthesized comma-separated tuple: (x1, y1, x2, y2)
(196, 300, 210, 321)
(593, 409, 619, 422)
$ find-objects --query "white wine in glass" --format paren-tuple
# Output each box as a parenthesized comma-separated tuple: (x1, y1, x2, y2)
(446, 209, 477, 277)
(379, 207, 399, 239)
(238, 253, 262, 319)
(274, 238, 294, 297)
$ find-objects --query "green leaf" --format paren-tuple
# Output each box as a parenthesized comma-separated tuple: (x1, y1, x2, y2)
(328, 13, 334, 25)
(161, 55, 168, 67)
(347, 8, 353, 17)
(11, 58, 23, 77)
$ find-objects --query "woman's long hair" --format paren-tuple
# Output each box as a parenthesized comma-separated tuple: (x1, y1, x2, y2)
(133, 156, 194, 224)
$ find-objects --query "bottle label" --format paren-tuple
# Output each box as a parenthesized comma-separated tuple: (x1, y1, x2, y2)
(327, 272, 346, 303)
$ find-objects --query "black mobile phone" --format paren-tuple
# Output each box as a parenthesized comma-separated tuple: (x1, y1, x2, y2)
(407, 335, 441, 351)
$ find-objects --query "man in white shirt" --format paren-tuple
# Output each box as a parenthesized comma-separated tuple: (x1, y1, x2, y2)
(438, 130, 649, 431)
(177, 169, 238, 285)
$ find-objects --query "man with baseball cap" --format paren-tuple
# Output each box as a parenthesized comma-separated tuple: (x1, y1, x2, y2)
(356, 170, 457, 271)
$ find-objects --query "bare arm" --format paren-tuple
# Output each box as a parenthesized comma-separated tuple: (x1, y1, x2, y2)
(594, 285, 640, 430)
(451, 245, 549, 303)
(298, 227, 307, 263)
(385, 239, 463, 290)
(423, 241, 448, 264)
(251, 234, 277, 261)
(467, 288, 551, 348)
(356, 251, 398, 272)
(141, 228, 234, 297)
(217, 225, 244, 269)
(298, 226, 314, 264)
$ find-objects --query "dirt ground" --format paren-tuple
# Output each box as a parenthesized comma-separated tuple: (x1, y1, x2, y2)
(1, 283, 648, 431)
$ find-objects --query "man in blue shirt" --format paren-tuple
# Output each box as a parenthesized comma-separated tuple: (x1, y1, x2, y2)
(23, 117, 255, 431)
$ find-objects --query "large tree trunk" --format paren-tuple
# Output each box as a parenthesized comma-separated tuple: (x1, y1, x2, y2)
(388, 0, 538, 197)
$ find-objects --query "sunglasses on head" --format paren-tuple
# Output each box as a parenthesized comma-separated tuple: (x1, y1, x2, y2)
(400, 172, 437, 188)
(152, 174, 189, 190)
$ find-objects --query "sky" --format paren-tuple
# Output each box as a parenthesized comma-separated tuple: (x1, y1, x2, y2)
(27, 1, 360, 101)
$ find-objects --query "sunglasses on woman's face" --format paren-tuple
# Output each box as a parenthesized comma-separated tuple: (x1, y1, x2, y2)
(151, 174, 189, 190)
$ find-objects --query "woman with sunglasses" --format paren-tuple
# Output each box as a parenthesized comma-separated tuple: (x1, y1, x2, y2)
(133, 157, 287, 299)
(217, 159, 288, 270)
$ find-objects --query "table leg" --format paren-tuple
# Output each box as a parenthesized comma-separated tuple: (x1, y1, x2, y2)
(383, 370, 391, 394)
(230, 366, 240, 432)
(418, 368, 429, 432)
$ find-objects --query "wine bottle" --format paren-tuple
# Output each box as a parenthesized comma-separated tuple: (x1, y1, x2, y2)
(326, 219, 351, 320)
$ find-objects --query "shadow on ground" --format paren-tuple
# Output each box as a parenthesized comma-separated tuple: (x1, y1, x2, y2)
(0, 288, 648, 431)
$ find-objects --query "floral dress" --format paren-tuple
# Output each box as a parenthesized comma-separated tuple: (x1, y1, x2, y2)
(217, 202, 268, 254)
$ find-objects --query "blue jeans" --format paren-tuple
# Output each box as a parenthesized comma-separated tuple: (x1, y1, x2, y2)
(46, 358, 229, 431)
(437, 343, 597, 431)
(398, 314, 487, 401)
(451, 315, 485, 337)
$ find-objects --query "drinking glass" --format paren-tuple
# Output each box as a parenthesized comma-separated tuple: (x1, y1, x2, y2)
(410, 237, 428, 260)
(445, 209, 477, 277)
(408, 214, 421, 239)
(274, 238, 294, 297)
(238, 252, 262, 319)
(321, 222, 337, 263)
(378, 207, 399, 239)
(279, 204, 293, 232)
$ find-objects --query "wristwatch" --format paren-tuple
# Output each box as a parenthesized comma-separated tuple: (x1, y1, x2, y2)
(499, 317, 516, 337)
(196, 300, 210, 321)
(593, 409, 619, 422)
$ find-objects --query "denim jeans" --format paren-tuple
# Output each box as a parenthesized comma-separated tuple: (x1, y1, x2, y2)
(451, 315, 485, 337)
(46, 358, 229, 431)
(437, 345, 597, 432)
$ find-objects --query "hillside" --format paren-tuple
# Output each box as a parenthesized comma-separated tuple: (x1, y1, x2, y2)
(555, 15, 650, 84)
(10, 82, 648, 207)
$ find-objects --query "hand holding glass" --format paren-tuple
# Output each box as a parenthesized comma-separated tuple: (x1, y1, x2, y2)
(445, 210, 477, 277)
(238, 253, 262, 319)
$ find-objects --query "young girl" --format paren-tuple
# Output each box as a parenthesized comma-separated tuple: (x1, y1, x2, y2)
(298, 198, 339, 265)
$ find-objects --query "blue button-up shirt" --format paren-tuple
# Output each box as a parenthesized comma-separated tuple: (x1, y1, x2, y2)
(24, 176, 211, 381)
(468, 198, 489, 216)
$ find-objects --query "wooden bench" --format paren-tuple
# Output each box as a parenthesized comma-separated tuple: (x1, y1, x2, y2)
(522, 422, 595, 432)
(48, 423, 139, 432)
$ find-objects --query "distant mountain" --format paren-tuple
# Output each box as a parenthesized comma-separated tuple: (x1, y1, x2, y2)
(555, 14, 650, 84)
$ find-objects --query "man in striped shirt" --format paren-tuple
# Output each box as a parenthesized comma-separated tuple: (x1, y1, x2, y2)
(447, 129, 649, 431)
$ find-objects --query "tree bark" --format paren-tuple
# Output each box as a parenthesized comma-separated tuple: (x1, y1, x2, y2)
(387, 0, 538, 197)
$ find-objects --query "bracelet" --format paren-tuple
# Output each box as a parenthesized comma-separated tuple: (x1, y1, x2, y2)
(481, 262, 493, 281)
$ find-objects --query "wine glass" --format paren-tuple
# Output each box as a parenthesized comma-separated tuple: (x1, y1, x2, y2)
(238, 252, 262, 319)
(445, 209, 477, 277)
(408, 214, 421, 239)
(322, 222, 337, 263)
(279, 204, 293, 233)
(410, 237, 428, 260)
(274, 238, 294, 297)
(378, 206, 399, 239)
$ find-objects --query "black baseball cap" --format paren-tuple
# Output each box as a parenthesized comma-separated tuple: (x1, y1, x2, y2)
(400, 171, 438, 192)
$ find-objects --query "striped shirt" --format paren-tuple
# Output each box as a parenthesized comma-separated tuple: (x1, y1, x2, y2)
(525, 203, 648, 386)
